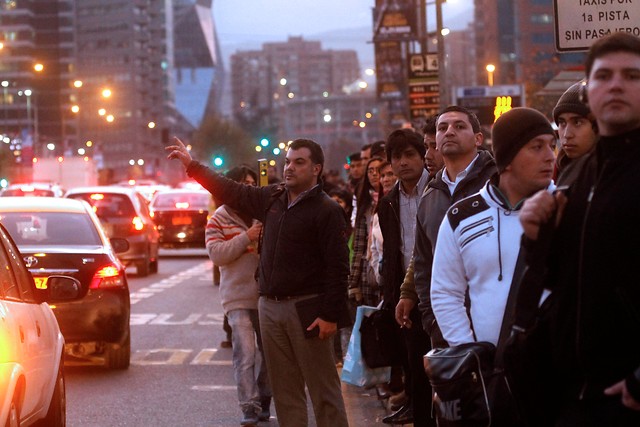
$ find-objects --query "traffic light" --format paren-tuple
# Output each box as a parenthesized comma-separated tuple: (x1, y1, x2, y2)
(260, 138, 270, 147)
(213, 156, 224, 167)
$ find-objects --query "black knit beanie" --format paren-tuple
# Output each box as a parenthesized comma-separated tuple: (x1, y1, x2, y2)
(552, 81, 591, 124)
(491, 107, 555, 173)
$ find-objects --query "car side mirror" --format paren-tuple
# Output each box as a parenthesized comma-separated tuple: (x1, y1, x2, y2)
(110, 237, 130, 254)
(47, 275, 81, 302)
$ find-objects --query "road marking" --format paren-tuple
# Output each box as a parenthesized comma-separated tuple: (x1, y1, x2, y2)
(131, 348, 192, 365)
(191, 348, 233, 365)
(130, 260, 212, 304)
(130, 348, 232, 366)
(131, 313, 225, 325)
(191, 385, 236, 391)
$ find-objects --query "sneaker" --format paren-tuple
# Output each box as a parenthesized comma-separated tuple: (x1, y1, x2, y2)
(258, 397, 271, 421)
(240, 408, 259, 426)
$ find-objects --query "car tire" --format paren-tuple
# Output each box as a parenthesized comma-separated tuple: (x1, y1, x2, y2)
(149, 258, 158, 274)
(106, 333, 130, 370)
(5, 394, 20, 427)
(136, 257, 150, 277)
(37, 360, 65, 427)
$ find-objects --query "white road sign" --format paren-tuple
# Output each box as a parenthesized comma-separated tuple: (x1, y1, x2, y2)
(554, 0, 640, 52)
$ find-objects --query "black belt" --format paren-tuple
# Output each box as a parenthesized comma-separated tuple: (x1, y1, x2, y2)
(262, 293, 318, 302)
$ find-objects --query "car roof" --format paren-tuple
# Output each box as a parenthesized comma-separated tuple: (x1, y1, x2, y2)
(154, 188, 210, 195)
(65, 186, 140, 197)
(0, 196, 89, 213)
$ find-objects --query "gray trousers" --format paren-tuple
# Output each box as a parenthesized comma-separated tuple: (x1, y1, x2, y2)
(258, 295, 349, 427)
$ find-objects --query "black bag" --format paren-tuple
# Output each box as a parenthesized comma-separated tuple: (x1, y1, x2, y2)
(426, 342, 517, 426)
(358, 308, 402, 368)
(425, 251, 526, 426)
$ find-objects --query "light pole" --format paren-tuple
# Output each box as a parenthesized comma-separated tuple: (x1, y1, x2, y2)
(486, 64, 496, 87)
(1, 80, 8, 136)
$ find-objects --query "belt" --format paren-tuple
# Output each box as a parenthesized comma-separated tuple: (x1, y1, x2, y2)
(262, 293, 319, 302)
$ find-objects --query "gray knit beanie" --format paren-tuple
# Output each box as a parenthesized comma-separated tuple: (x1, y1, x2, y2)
(552, 82, 591, 124)
(491, 108, 555, 173)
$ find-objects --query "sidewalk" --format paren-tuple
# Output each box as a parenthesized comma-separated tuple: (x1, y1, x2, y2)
(342, 381, 392, 425)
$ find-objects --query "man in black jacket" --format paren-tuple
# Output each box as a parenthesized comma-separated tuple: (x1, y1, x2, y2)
(520, 32, 640, 426)
(167, 138, 350, 427)
(378, 128, 434, 426)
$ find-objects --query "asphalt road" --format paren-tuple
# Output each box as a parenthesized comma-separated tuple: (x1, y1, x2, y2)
(64, 249, 391, 427)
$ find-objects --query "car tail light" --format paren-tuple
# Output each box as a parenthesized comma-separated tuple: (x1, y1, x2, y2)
(132, 216, 144, 231)
(175, 202, 189, 209)
(90, 264, 125, 289)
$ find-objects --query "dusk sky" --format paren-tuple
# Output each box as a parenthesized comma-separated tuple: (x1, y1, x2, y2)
(213, 0, 473, 67)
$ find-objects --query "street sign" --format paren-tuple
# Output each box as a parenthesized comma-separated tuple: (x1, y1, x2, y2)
(554, 0, 640, 52)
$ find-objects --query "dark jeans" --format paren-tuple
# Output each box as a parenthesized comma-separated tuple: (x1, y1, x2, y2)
(401, 306, 436, 427)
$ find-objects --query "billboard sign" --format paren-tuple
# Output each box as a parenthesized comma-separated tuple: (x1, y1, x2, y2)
(554, 0, 640, 52)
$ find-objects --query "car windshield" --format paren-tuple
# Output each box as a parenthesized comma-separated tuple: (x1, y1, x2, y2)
(152, 193, 210, 209)
(1, 188, 55, 197)
(0, 212, 102, 245)
(69, 193, 136, 219)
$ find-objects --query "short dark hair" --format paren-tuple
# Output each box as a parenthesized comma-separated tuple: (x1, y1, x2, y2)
(385, 128, 426, 162)
(370, 140, 386, 158)
(586, 32, 640, 77)
(437, 105, 482, 134)
(289, 138, 325, 176)
(361, 143, 372, 152)
(422, 115, 437, 136)
(348, 152, 361, 162)
(225, 165, 258, 184)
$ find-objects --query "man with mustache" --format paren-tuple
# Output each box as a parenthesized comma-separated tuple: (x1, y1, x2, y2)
(167, 138, 350, 427)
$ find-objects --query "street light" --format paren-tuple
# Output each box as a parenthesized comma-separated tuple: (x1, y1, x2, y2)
(486, 64, 496, 87)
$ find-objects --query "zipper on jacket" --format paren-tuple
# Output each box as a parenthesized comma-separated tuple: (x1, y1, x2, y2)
(576, 158, 609, 399)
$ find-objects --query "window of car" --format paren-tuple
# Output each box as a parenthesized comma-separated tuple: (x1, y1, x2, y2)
(0, 212, 102, 246)
(69, 193, 136, 219)
(0, 234, 21, 300)
(0, 226, 35, 302)
(153, 193, 210, 209)
(1, 188, 56, 197)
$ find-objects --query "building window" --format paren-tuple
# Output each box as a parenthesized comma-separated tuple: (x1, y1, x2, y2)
(532, 33, 554, 44)
(531, 14, 552, 24)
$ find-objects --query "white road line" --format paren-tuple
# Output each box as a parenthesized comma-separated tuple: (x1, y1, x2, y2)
(130, 260, 212, 304)
(191, 385, 236, 391)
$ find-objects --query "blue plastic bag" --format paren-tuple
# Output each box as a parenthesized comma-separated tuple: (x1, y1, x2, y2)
(340, 305, 391, 387)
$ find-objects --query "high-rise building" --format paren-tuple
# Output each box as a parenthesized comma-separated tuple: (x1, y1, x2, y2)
(473, 0, 585, 102)
(0, 0, 75, 174)
(231, 36, 361, 141)
(173, 0, 223, 128)
(73, 0, 176, 180)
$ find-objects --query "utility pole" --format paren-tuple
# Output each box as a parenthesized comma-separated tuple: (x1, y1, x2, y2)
(435, 0, 447, 110)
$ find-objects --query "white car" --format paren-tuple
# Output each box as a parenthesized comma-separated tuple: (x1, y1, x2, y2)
(0, 222, 80, 426)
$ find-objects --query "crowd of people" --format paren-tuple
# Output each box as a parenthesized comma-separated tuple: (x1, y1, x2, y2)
(166, 32, 640, 427)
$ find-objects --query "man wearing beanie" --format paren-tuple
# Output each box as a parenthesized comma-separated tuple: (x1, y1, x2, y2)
(430, 107, 555, 426)
(553, 81, 598, 183)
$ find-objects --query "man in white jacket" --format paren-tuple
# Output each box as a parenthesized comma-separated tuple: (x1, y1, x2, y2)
(206, 165, 272, 426)
(431, 107, 556, 347)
